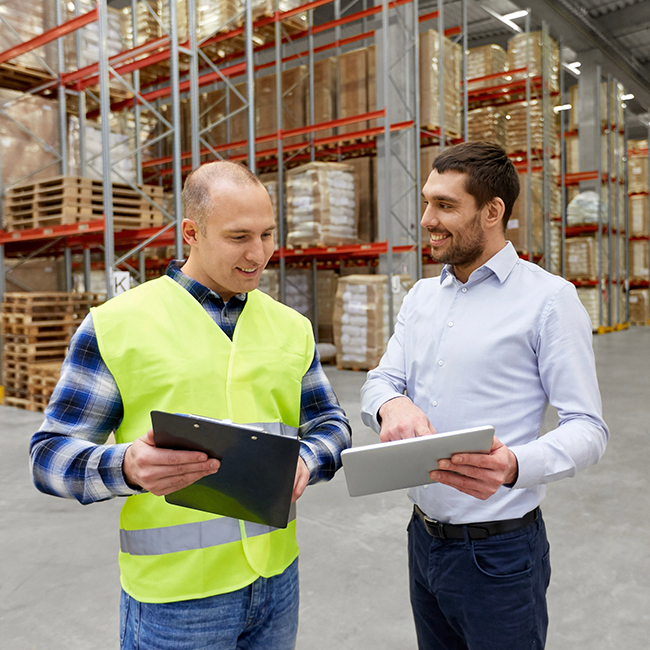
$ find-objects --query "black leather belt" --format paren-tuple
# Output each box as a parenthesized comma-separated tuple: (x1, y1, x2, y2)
(414, 504, 540, 540)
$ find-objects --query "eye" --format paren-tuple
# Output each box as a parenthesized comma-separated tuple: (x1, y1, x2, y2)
(262, 232, 273, 239)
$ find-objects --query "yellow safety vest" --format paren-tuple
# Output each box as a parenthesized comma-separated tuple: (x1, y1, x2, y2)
(91, 275, 314, 603)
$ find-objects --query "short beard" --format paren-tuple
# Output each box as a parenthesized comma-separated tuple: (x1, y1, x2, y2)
(428, 212, 485, 268)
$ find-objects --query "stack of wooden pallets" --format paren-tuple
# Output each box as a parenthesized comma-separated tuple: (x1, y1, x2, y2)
(2, 175, 164, 232)
(1, 292, 104, 412)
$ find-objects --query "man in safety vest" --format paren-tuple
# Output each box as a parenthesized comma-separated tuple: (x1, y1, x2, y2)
(30, 160, 352, 649)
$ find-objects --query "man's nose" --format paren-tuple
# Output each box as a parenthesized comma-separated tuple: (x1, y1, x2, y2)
(421, 204, 438, 230)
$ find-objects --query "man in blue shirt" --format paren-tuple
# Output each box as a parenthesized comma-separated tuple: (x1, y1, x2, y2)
(361, 141, 608, 650)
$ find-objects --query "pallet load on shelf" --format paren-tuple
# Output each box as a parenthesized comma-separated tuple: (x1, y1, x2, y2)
(258, 173, 281, 249)
(285, 162, 357, 247)
(1, 292, 104, 411)
(507, 31, 559, 93)
(0, 0, 50, 73)
(629, 289, 650, 325)
(507, 169, 561, 256)
(629, 155, 648, 195)
(346, 157, 377, 243)
(564, 236, 609, 283)
(568, 82, 625, 132)
(0, 89, 60, 190)
(629, 194, 649, 237)
(467, 106, 507, 151)
(312, 57, 337, 140)
(2, 175, 164, 232)
(466, 44, 508, 89)
(629, 239, 649, 282)
(339, 48, 371, 137)
(333, 274, 411, 370)
(575, 287, 617, 332)
(419, 30, 462, 138)
(506, 99, 560, 156)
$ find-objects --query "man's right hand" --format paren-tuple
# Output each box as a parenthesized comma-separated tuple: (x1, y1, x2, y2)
(378, 396, 437, 442)
(123, 429, 220, 496)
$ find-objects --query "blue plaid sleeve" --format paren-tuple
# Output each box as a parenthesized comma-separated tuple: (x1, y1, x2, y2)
(29, 314, 141, 504)
(298, 347, 352, 483)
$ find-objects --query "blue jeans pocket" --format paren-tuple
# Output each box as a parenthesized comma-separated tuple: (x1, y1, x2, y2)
(471, 530, 534, 579)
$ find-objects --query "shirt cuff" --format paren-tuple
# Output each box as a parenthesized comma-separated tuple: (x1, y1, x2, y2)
(364, 391, 406, 434)
(298, 441, 319, 484)
(98, 442, 147, 497)
(508, 442, 545, 490)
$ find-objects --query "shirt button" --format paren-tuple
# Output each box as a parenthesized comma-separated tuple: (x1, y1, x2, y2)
(461, 287, 468, 293)
(423, 484, 429, 489)
(432, 401, 438, 407)
(438, 360, 444, 366)
(448, 321, 453, 327)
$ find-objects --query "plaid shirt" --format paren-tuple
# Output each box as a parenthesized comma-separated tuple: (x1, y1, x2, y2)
(30, 262, 352, 504)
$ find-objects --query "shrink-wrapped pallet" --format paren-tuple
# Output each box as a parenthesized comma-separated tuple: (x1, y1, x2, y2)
(629, 195, 649, 237)
(312, 57, 337, 140)
(576, 287, 608, 332)
(339, 49, 369, 136)
(629, 289, 649, 325)
(566, 134, 579, 175)
(285, 162, 357, 247)
(0, 89, 60, 191)
(466, 44, 508, 89)
(629, 156, 648, 194)
(420, 30, 462, 137)
(507, 31, 559, 92)
(467, 106, 507, 150)
(567, 191, 603, 226)
(0, 0, 49, 70)
(629, 239, 649, 282)
(565, 236, 608, 281)
(506, 99, 560, 156)
(333, 274, 411, 370)
(507, 170, 561, 255)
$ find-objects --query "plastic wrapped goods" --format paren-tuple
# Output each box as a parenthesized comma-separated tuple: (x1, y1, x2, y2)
(333, 274, 411, 370)
(629, 240, 649, 282)
(0, 0, 49, 70)
(0, 89, 60, 190)
(419, 30, 462, 137)
(286, 162, 358, 247)
(506, 99, 560, 156)
(629, 289, 649, 325)
(466, 44, 508, 89)
(576, 287, 608, 332)
(565, 236, 608, 281)
(467, 106, 507, 150)
(507, 31, 559, 92)
(628, 156, 648, 194)
(567, 191, 604, 226)
(629, 195, 649, 237)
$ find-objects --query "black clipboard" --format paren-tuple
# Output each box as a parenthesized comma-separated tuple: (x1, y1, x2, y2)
(151, 411, 300, 529)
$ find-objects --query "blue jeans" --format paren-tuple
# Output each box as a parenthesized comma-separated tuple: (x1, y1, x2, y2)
(408, 510, 551, 650)
(120, 559, 299, 650)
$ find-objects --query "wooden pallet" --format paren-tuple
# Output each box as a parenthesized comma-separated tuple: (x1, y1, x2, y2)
(3, 341, 70, 364)
(0, 61, 54, 93)
(1, 359, 63, 413)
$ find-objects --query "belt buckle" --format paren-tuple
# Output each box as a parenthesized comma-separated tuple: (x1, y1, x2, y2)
(424, 515, 446, 539)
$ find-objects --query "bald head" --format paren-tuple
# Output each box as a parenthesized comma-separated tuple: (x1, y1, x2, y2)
(182, 161, 263, 234)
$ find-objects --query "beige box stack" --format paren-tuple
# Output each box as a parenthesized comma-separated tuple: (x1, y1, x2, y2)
(628, 156, 648, 194)
(333, 274, 411, 370)
(629, 289, 649, 325)
(285, 162, 357, 247)
(629, 240, 649, 282)
(507, 31, 559, 92)
(339, 49, 370, 137)
(564, 237, 608, 282)
(467, 106, 508, 150)
(346, 157, 377, 243)
(576, 287, 607, 332)
(466, 45, 508, 88)
(1, 292, 104, 411)
(506, 99, 559, 156)
(312, 58, 337, 140)
(629, 195, 649, 237)
(419, 30, 462, 137)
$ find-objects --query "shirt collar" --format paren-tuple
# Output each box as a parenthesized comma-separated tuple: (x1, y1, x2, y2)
(165, 260, 247, 306)
(439, 241, 518, 285)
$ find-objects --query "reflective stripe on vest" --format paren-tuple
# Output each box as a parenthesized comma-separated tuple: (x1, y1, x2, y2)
(121, 505, 298, 556)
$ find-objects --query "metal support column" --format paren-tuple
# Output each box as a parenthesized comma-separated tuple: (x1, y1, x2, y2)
(245, 0, 256, 173)
(542, 22, 551, 270)
(169, 0, 184, 257)
(623, 107, 629, 323)
(437, 0, 445, 151)
(275, 10, 286, 304)
(606, 76, 613, 327)
(55, 0, 68, 176)
(559, 38, 566, 278)
(614, 80, 620, 325)
(188, 0, 201, 172)
(462, 0, 468, 141)
(595, 65, 603, 328)
(64, 247, 73, 293)
(414, 0, 422, 281)
(83, 248, 92, 292)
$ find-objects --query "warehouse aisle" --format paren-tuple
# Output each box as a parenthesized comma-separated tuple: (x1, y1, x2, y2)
(1, 327, 649, 650)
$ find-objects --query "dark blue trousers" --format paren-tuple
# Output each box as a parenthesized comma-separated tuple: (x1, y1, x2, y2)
(408, 509, 551, 650)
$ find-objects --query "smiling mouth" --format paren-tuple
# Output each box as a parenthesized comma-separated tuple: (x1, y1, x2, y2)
(237, 267, 259, 275)
(429, 233, 450, 244)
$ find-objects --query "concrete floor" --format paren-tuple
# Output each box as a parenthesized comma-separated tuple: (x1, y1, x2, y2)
(1, 327, 649, 649)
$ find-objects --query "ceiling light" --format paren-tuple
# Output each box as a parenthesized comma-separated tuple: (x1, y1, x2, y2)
(554, 104, 572, 113)
(563, 61, 582, 76)
(503, 10, 529, 20)
(481, 6, 523, 33)
(621, 93, 634, 101)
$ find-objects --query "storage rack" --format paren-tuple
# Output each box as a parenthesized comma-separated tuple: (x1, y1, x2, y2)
(0, 0, 645, 337)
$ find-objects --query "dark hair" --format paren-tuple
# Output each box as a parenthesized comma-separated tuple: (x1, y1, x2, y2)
(431, 141, 520, 230)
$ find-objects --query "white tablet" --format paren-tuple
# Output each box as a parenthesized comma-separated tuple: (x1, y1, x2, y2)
(341, 426, 495, 497)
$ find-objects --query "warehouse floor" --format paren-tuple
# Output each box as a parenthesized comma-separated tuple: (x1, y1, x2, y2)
(1, 326, 649, 650)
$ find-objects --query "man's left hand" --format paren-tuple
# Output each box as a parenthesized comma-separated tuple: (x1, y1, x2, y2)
(291, 457, 310, 503)
(429, 436, 518, 500)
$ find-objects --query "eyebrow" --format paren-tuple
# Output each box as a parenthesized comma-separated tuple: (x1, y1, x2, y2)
(225, 225, 276, 234)
(421, 192, 459, 204)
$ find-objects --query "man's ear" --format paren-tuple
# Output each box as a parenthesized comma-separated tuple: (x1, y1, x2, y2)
(181, 219, 201, 246)
(484, 197, 506, 231)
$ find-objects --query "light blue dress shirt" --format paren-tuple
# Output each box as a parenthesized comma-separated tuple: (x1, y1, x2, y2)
(361, 242, 608, 524)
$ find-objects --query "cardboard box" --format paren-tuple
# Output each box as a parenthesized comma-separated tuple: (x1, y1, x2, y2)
(346, 157, 376, 243)
(313, 58, 337, 140)
(467, 44, 508, 89)
(565, 236, 608, 281)
(339, 49, 369, 136)
(629, 157, 648, 194)
(629, 239, 649, 281)
(507, 31, 559, 93)
(629, 194, 649, 237)
(419, 30, 462, 137)
(467, 106, 507, 150)
(629, 288, 649, 325)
